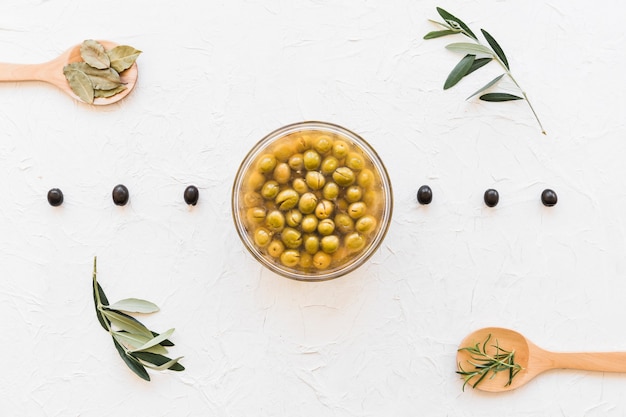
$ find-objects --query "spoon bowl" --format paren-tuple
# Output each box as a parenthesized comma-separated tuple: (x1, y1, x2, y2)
(457, 327, 626, 392)
(0, 41, 138, 105)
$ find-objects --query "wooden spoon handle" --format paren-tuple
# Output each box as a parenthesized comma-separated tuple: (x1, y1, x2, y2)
(550, 352, 626, 373)
(0, 62, 53, 83)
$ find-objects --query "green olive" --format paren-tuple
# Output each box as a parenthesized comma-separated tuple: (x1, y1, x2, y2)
(357, 168, 375, 188)
(317, 218, 335, 236)
(345, 152, 364, 171)
(273, 143, 293, 162)
(299, 252, 313, 268)
(320, 156, 339, 175)
(345, 232, 366, 251)
(285, 209, 303, 227)
(261, 180, 280, 200)
(363, 190, 377, 208)
(275, 189, 299, 210)
(335, 198, 348, 212)
(313, 135, 333, 154)
(344, 185, 363, 203)
(301, 214, 319, 233)
(315, 200, 334, 219)
(292, 178, 309, 194)
(273, 162, 291, 184)
(320, 235, 340, 254)
(303, 234, 320, 254)
(335, 213, 355, 234)
(348, 201, 367, 219)
(288, 153, 304, 171)
(298, 192, 318, 214)
(281, 227, 303, 249)
(303, 150, 321, 170)
(295, 135, 312, 152)
(305, 171, 325, 190)
(332, 166, 355, 187)
(322, 182, 339, 200)
(332, 140, 349, 159)
(267, 240, 285, 258)
(257, 154, 277, 174)
(356, 214, 377, 234)
(244, 192, 264, 207)
(248, 171, 266, 191)
(280, 249, 300, 267)
(254, 228, 271, 247)
(246, 207, 267, 224)
(313, 251, 332, 269)
(266, 210, 285, 231)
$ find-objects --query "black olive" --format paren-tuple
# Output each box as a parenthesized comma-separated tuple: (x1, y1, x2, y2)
(484, 189, 499, 207)
(47, 188, 64, 207)
(184, 185, 199, 206)
(416, 185, 433, 205)
(541, 189, 558, 207)
(112, 184, 129, 206)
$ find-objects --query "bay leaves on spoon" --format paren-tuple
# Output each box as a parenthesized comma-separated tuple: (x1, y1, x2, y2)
(80, 39, 111, 70)
(94, 85, 127, 98)
(62, 67, 94, 104)
(64, 62, 122, 90)
(107, 45, 142, 73)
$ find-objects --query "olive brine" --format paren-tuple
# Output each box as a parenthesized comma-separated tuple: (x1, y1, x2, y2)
(239, 130, 385, 272)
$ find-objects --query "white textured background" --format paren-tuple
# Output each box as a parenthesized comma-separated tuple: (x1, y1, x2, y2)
(1, 0, 626, 415)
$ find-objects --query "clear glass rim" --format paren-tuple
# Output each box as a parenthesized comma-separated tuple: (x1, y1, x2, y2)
(232, 120, 393, 281)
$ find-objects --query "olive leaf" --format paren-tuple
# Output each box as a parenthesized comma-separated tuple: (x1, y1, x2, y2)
(107, 45, 142, 73)
(444, 54, 475, 90)
(92, 257, 184, 381)
(480, 92, 523, 102)
(63, 68, 94, 104)
(424, 7, 546, 135)
(80, 39, 110, 70)
(108, 298, 160, 314)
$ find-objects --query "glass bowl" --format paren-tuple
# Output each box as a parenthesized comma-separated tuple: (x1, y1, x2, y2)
(232, 121, 393, 281)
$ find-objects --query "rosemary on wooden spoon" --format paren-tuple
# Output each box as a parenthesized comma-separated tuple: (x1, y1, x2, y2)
(456, 333, 523, 391)
(92, 256, 184, 381)
(424, 7, 546, 135)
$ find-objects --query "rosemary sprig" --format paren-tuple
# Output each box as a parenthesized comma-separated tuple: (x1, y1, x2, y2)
(92, 257, 184, 381)
(425, 7, 546, 135)
(456, 333, 523, 391)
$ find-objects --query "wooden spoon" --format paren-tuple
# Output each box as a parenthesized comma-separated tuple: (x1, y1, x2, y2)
(457, 327, 626, 392)
(0, 41, 138, 105)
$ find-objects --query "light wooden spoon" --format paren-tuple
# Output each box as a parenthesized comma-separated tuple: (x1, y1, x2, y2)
(0, 41, 138, 105)
(457, 327, 626, 392)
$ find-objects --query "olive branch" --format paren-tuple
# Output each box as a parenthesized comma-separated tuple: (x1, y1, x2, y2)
(92, 257, 184, 381)
(425, 7, 546, 135)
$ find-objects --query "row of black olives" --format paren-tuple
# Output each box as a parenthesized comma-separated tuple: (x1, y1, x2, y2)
(416, 185, 558, 207)
(46, 185, 200, 207)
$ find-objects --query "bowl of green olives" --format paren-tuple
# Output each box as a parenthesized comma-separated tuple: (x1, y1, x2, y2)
(232, 121, 393, 281)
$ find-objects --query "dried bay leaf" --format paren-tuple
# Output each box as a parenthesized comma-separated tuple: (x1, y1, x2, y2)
(63, 66, 94, 103)
(94, 85, 127, 98)
(65, 62, 122, 90)
(107, 45, 142, 73)
(80, 39, 110, 69)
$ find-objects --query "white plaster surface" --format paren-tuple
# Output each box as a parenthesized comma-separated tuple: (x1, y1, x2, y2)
(1, 0, 626, 415)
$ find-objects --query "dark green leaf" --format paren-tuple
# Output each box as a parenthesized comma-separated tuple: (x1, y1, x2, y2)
(480, 92, 523, 102)
(423, 29, 458, 39)
(481, 29, 509, 70)
(466, 57, 492, 75)
(466, 73, 505, 100)
(443, 54, 475, 90)
(92, 258, 109, 331)
(113, 338, 150, 381)
(436, 7, 477, 40)
(133, 352, 185, 371)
